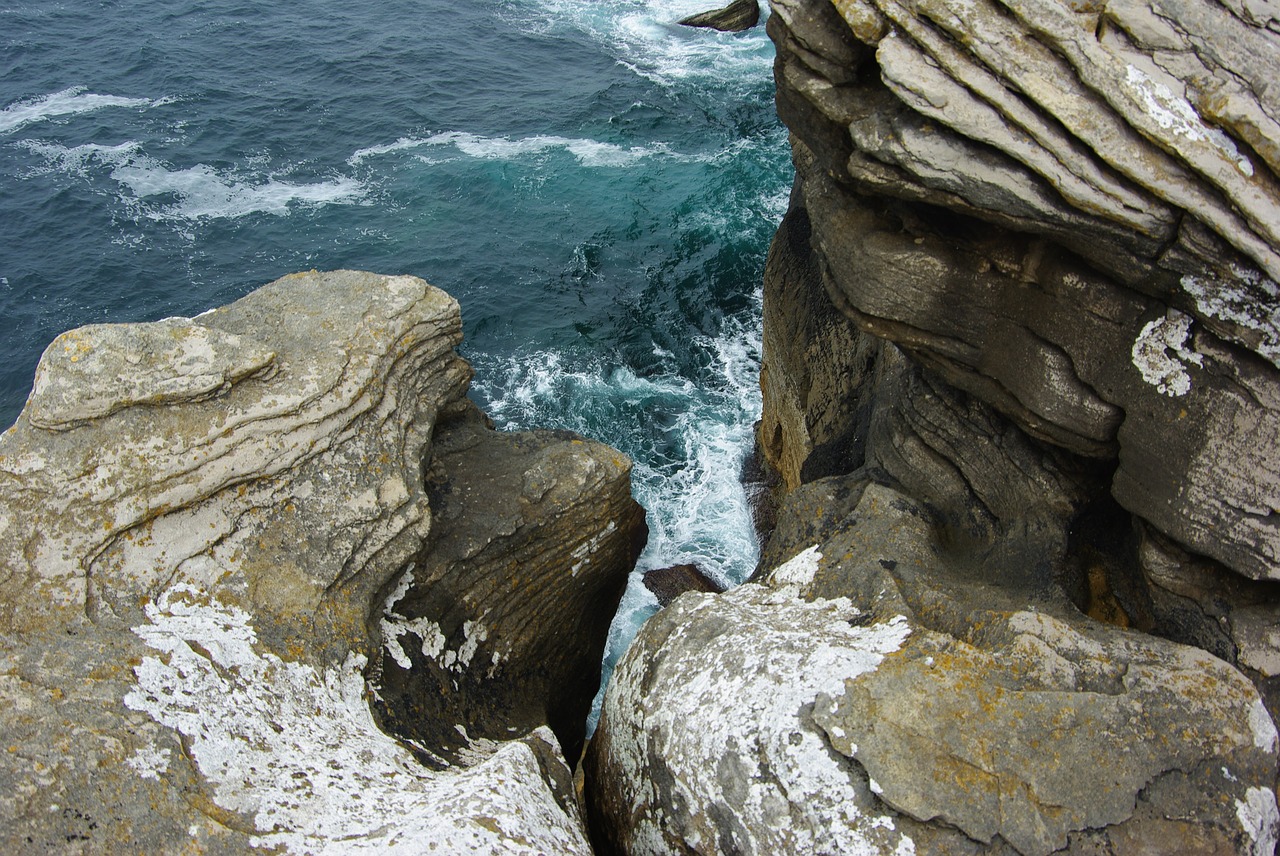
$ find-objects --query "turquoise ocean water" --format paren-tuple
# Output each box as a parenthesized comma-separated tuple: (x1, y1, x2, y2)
(0, 0, 790, 724)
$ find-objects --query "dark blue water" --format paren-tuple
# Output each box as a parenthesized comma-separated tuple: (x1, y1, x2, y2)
(0, 0, 789, 722)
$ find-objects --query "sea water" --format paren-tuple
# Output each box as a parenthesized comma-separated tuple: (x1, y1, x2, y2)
(0, 0, 791, 728)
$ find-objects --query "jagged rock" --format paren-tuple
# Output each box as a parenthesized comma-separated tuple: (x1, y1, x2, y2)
(683, 2, 1280, 851)
(764, 0, 1280, 583)
(641, 563, 725, 606)
(0, 271, 639, 853)
(587, 477, 1280, 855)
(372, 405, 646, 768)
(679, 0, 761, 32)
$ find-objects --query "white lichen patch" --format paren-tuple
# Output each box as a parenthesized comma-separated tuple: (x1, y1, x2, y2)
(123, 584, 590, 855)
(379, 567, 482, 674)
(768, 545, 823, 588)
(570, 520, 617, 576)
(602, 583, 914, 854)
(1249, 699, 1279, 754)
(1131, 309, 1203, 396)
(1182, 270, 1280, 369)
(1236, 786, 1280, 856)
(125, 744, 171, 780)
(1126, 64, 1254, 177)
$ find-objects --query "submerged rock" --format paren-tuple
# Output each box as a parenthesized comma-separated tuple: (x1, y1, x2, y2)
(679, 0, 761, 32)
(0, 271, 642, 853)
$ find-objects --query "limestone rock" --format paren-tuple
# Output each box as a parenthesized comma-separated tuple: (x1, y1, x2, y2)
(765, 0, 1280, 583)
(0, 271, 636, 853)
(679, 0, 761, 32)
(588, 477, 1280, 855)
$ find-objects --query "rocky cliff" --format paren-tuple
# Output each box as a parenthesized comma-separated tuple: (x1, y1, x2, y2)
(0, 270, 645, 853)
(589, 2, 1280, 854)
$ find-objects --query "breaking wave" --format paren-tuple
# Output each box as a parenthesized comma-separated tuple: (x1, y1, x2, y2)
(0, 86, 167, 135)
(18, 140, 365, 221)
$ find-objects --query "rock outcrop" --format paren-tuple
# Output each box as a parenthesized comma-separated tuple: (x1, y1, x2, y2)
(589, 1, 1280, 853)
(589, 504, 1280, 853)
(0, 270, 644, 853)
(679, 0, 762, 32)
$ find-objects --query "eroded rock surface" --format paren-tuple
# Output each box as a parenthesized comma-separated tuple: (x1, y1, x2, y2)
(757, 0, 1280, 715)
(763, 0, 1280, 581)
(588, 480, 1280, 855)
(373, 406, 646, 768)
(0, 271, 641, 853)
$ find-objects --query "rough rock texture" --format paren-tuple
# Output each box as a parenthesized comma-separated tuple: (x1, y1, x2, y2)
(763, 0, 1280, 582)
(758, 0, 1280, 708)
(679, 0, 762, 32)
(589, 492, 1280, 854)
(373, 406, 646, 768)
(0, 271, 643, 853)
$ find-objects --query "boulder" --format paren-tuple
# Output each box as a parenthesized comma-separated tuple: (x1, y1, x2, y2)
(679, 0, 761, 32)
(588, 477, 1280, 855)
(0, 271, 642, 853)
(372, 406, 646, 768)
(641, 563, 725, 607)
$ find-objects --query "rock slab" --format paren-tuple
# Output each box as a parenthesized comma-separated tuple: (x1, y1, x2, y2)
(679, 0, 762, 32)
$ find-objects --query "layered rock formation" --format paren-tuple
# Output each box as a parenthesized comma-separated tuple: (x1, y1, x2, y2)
(589, 1, 1280, 853)
(0, 270, 644, 852)
(679, 0, 762, 32)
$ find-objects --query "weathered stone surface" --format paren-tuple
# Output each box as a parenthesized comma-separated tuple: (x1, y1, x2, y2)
(0, 271, 639, 853)
(686, 3, 1280, 850)
(588, 476, 1280, 855)
(372, 405, 646, 768)
(679, 0, 761, 32)
(765, 0, 1280, 583)
(587, 581, 918, 855)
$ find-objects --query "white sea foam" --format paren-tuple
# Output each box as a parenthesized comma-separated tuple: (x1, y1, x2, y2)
(18, 140, 364, 220)
(516, 0, 774, 89)
(350, 131, 675, 168)
(0, 86, 171, 135)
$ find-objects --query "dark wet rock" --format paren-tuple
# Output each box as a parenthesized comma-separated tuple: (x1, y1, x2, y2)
(642, 563, 725, 607)
(679, 0, 761, 32)
(372, 404, 646, 768)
